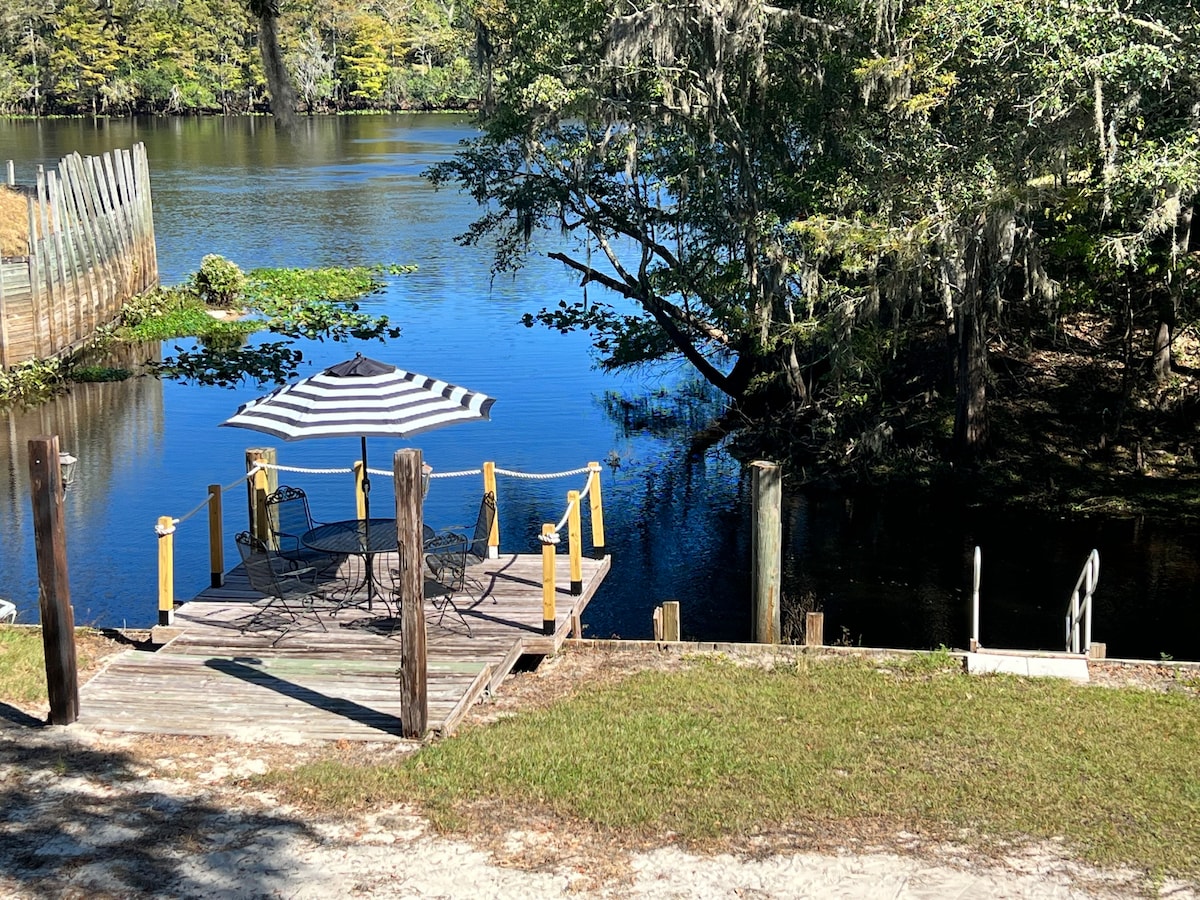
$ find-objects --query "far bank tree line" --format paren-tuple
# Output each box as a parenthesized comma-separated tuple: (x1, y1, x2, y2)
(0, 0, 476, 115)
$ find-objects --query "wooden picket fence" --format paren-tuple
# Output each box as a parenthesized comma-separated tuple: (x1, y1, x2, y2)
(0, 143, 158, 368)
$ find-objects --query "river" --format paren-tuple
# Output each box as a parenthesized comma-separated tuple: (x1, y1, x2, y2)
(2, 114, 1198, 660)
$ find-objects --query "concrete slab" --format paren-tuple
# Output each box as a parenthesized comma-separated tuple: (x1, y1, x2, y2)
(966, 651, 1090, 682)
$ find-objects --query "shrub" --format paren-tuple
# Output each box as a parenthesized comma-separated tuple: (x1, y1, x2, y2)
(193, 254, 245, 308)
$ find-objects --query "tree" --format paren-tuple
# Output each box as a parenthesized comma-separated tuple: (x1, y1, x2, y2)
(430, 0, 868, 420)
(247, 0, 298, 128)
(432, 0, 1200, 465)
(49, 0, 121, 113)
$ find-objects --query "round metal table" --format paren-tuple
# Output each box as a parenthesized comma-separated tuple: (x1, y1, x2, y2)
(302, 518, 397, 610)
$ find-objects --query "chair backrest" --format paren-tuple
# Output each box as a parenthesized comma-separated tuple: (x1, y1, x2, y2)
(467, 491, 496, 564)
(265, 485, 314, 543)
(236, 530, 283, 598)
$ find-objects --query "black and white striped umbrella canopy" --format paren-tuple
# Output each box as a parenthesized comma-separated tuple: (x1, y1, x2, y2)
(222, 354, 496, 442)
(222, 354, 495, 521)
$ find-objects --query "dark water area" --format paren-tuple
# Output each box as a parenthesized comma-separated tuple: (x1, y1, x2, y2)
(2, 115, 1199, 660)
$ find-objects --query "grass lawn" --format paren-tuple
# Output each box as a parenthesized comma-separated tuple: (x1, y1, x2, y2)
(262, 651, 1200, 879)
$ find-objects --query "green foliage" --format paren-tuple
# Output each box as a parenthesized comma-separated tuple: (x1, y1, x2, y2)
(192, 254, 246, 308)
(245, 265, 409, 342)
(0, 0, 476, 115)
(0, 358, 70, 406)
(147, 340, 306, 388)
(70, 365, 132, 382)
(143, 262, 413, 387)
(118, 287, 195, 328)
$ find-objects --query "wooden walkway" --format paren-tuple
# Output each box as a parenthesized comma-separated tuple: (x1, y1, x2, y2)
(76, 551, 610, 742)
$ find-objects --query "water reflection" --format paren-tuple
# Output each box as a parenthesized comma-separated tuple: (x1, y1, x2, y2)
(1, 115, 1199, 659)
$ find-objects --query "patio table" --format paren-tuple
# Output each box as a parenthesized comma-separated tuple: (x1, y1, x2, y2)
(302, 518, 397, 611)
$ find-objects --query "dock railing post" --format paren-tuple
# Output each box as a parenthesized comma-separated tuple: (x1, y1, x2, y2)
(751, 460, 781, 644)
(395, 448, 428, 739)
(483, 460, 499, 558)
(245, 447, 276, 544)
(353, 460, 366, 520)
(28, 435, 79, 725)
(587, 461, 605, 558)
(541, 523, 556, 635)
(157, 515, 175, 626)
(568, 489, 582, 595)
(207, 483, 224, 588)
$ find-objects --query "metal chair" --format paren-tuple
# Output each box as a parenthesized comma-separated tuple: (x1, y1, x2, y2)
(264, 485, 346, 574)
(424, 491, 497, 605)
(381, 530, 472, 634)
(235, 531, 330, 643)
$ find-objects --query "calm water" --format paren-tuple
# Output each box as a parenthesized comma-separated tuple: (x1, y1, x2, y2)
(2, 115, 1199, 659)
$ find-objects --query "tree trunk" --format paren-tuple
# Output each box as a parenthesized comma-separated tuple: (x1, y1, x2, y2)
(954, 230, 989, 458)
(257, 12, 298, 132)
(1153, 201, 1194, 383)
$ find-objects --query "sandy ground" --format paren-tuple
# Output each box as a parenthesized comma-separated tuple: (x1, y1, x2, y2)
(0, 644, 1196, 900)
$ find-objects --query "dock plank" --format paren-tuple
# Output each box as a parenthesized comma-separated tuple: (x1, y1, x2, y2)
(78, 552, 609, 741)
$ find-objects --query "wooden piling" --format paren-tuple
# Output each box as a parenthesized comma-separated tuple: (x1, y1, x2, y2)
(353, 460, 366, 519)
(245, 447, 276, 543)
(157, 515, 175, 626)
(588, 462, 606, 557)
(541, 523, 556, 635)
(207, 483, 224, 588)
(662, 600, 681, 642)
(483, 461, 499, 558)
(751, 460, 782, 644)
(27, 435, 79, 725)
(568, 489, 583, 595)
(805, 611, 824, 647)
(395, 448, 428, 739)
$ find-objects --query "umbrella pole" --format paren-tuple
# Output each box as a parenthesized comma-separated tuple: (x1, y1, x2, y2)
(362, 436, 375, 609)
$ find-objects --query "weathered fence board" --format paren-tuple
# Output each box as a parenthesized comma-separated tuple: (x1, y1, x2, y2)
(1, 143, 158, 369)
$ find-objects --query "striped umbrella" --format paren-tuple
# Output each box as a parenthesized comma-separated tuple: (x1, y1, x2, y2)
(222, 353, 495, 519)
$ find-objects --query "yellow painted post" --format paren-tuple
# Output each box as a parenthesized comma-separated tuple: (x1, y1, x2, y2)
(567, 489, 582, 595)
(353, 460, 366, 519)
(541, 523, 556, 635)
(207, 483, 224, 588)
(587, 462, 605, 557)
(157, 515, 174, 626)
(483, 460, 499, 557)
(245, 448, 275, 544)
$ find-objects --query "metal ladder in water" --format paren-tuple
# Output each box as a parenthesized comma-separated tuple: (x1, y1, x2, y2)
(970, 546, 1101, 654)
(1064, 549, 1100, 655)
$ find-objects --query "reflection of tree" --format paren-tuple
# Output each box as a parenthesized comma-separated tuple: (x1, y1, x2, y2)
(0, 735, 316, 895)
(598, 378, 730, 455)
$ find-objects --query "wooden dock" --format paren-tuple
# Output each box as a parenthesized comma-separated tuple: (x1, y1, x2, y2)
(76, 551, 610, 742)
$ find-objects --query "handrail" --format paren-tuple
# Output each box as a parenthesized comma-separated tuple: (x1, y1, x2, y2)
(536, 463, 605, 635)
(1065, 549, 1100, 654)
(156, 452, 609, 633)
(154, 463, 266, 626)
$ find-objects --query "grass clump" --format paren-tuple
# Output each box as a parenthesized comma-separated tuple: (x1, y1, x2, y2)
(0, 625, 116, 706)
(261, 655, 1200, 879)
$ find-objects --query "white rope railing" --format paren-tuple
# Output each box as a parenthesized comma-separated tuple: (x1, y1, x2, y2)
(157, 463, 268, 533)
(496, 465, 591, 480)
(260, 462, 354, 475)
(539, 468, 599, 543)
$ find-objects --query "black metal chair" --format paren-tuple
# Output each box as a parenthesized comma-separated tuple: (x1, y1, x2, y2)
(235, 531, 330, 643)
(424, 491, 497, 605)
(264, 485, 346, 575)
